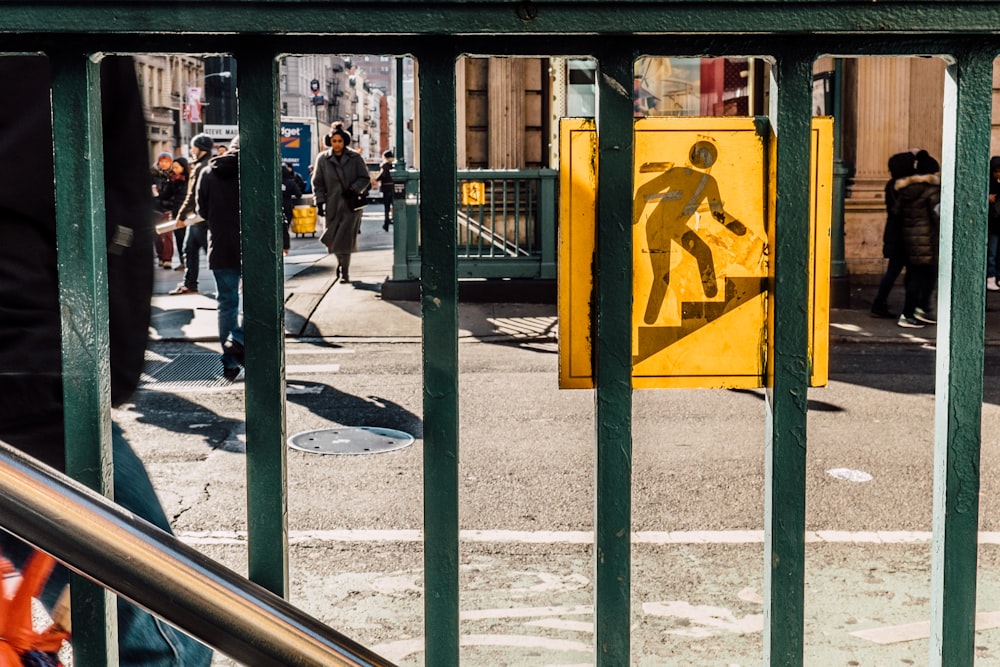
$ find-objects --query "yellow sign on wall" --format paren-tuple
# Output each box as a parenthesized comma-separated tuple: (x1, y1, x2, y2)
(558, 116, 831, 389)
(461, 181, 486, 206)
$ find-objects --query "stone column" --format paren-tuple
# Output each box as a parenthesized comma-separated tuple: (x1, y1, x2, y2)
(489, 58, 525, 169)
(845, 57, 945, 277)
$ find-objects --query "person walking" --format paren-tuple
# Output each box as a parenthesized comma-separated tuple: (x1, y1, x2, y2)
(893, 149, 940, 328)
(197, 135, 244, 380)
(168, 133, 214, 295)
(871, 151, 915, 318)
(988, 156, 1000, 292)
(0, 54, 212, 666)
(377, 150, 395, 232)
(165, 156, 190, 269)
(312, 121, 370, 284)
(151, 151, 174, 268)
(281, 162, 303, 255)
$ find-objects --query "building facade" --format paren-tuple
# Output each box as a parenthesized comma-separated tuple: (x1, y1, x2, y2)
(133, 55, 205, 160)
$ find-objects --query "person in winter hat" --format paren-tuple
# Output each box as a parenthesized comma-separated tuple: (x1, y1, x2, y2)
(892, 149, 940, 328)
(169, 134, 215, 294)
(871, 151, 915, 318)
(311, 121, 370, 283)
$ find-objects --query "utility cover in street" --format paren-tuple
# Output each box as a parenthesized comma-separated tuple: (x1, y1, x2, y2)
(288, 427, 414, 455)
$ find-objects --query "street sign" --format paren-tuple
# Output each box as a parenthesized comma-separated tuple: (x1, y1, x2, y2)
(558, 116, 831, 389)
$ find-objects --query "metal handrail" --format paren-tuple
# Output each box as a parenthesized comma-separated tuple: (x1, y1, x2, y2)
(0, 438, 395, 667)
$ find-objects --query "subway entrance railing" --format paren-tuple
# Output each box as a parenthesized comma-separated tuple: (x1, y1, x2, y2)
(2, 2, 999, 666)
(391, 169, 558, 281)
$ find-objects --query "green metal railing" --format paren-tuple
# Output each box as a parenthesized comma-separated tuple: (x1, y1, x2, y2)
(390, 169, 558, 280)
(2, 3, 999, 666)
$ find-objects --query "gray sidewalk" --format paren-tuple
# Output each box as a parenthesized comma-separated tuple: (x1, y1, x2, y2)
(831, 282, 1000, 346)
(148, 211, 1000, 346)
(149, 211, 558, 344)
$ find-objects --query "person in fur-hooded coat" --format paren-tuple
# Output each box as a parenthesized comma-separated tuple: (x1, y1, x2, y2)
(892, 149, 940, 326)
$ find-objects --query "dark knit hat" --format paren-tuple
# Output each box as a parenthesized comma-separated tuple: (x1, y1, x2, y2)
(191, 133, 214, 152)
(327, 121, 352, 147)
(887, 151, 916, 179)
(915, 150, 939, 175)
(383, 150, 394, 159)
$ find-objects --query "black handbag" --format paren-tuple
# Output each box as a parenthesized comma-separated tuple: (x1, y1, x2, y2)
(335, 164, 370, 211)
(343, 188, 369, 211)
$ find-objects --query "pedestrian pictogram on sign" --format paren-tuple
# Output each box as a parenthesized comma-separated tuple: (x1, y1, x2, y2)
(461, 181, 486, 206)
(558, 117, 831, 390)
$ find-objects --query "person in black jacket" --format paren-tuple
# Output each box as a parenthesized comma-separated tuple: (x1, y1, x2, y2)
(377, 150, 395, 231)
(197, 136, 244, 380)
(281, 161, 303, 255)
(893, 149, 940, 328)
(871, 151, 915, 318)
(0, 55, 211, 666)
(169, 133, 214, 295)
(987, 156, 1000, 292)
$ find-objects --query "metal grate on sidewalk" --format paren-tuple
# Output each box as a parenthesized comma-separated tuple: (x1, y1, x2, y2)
(141, 351, 239, 390)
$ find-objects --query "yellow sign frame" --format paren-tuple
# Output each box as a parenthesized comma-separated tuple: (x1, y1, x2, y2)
(558, 116, 832, 389)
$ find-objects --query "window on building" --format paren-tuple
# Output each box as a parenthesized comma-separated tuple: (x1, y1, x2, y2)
(633, 57, 753, 117)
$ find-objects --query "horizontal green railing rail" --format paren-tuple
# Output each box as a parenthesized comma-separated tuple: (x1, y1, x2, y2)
(1, 3, 997, 666)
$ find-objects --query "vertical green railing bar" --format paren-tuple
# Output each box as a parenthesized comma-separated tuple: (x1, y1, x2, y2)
(50, 51, 118, 666)
(593, 49, 634, 667)
(763, 49, 813, 667)
(929, 47, 991, 667)
(237, 49, 289, 597)
(539, 171, 557, 279)
(419, 45, 460, 667)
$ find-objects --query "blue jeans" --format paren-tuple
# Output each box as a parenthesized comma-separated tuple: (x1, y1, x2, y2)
(181, 224, 208, 291)
(212, 268, 244, 369)
(0, 425, 212, 666)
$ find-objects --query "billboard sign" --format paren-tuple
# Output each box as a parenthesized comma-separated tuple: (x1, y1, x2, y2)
(280, 121, 313, 193)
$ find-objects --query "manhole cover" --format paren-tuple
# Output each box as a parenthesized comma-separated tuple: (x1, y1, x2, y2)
(288, 427, 414, 455)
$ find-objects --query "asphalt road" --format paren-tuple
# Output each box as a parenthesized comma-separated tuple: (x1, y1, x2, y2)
(116, 341, 1000, 666)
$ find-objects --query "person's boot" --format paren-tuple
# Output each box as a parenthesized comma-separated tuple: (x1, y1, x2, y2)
(336, 254, 350, 283)
(870, 300, 894, 318)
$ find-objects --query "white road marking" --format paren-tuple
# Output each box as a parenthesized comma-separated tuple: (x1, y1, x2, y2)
(462, 605, 593, 621)
(644, 601, 763, 636)
(175, 529, 1000, 546)
(286, 364, 340, 374)
(526, 618, 594, 633)
(850, 611, 1000, 645)
(826, 467, 874, 482)
(284, 347, 355, 355)
(371, 634, 591, 662)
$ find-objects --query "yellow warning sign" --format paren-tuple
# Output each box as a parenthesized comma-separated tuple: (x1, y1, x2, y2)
(461, 181, 486, 206)
(558, 116, 831, 389)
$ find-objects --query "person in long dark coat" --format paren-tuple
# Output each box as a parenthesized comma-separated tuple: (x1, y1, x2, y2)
(312, 121, 370, 283)
(893, 149, 940, 328)
(871, 151, 915, 318)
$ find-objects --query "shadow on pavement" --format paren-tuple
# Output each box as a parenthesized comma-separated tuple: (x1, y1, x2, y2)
(127, 393, 246, 453)
(285, 380, 422, 437)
